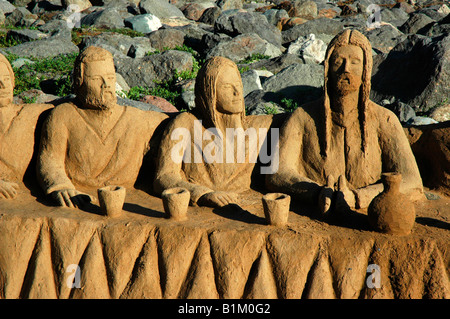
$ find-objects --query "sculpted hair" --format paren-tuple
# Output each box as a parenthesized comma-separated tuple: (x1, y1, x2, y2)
(0, 53, 15, 88)
(322, 29, 373, 157)
(194, 56, 245, 129)
(72, 46, 114, 95)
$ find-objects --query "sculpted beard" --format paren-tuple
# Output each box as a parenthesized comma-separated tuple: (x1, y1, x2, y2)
(82, 86, 117, 110)
(334, 72, 361, 95)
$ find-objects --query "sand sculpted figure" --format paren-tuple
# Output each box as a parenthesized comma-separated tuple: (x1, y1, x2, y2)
(37, 46, 168, 208)
(154, 56, 275, 208)
(0, 53, 52, 199)
(266, 29, 423, 214)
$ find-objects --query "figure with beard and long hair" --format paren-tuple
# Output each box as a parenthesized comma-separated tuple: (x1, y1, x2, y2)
(266, 29, 424, 215)
(37, 46, 168, 208)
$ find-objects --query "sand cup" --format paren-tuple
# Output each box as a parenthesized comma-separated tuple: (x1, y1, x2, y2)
(161, 187, 190, 221)
(97, 186, 126, 218)
(262, 193, 291, 226)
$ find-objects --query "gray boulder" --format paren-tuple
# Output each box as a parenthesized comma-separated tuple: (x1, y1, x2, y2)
(362, 24, 407, 54)
(173, 23, 214, 53)
(5, 7, 38, 27)
(139, 0, 185, 18)
(4, 32, 79, 58)
(371, 34, 450, 113)
(117, 96, 163, 112)
(80, 32, 153, 58)
(378, 7, 410, 27)
(0, 0, 17, 15)
(206, 33, 282, 63)
(115, 50, 193, 88)
(216, 0, 243, 11)
(214, 11, 282, 48)
(80, 8, 126, 29)
(281, 17, 344, 45)
(262, 63, 323, 105)
(399, 12, 436, 34)
(237, 53, 305, 75)
(147, 28, 185, 51)
(198, 6, 222, 25)
(6, 29, 49, 43)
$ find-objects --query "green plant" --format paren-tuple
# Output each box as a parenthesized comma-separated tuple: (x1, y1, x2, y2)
(239, 53, 271, 64)
(0, 32, 21, 48)
(238, 66, 249, 73)
(21, 95, 37, 104)
(264, 103, 279, 115)
(8, 52, 78, 96)
(71, 26, 145, 45)
(280, 97, 299, 113)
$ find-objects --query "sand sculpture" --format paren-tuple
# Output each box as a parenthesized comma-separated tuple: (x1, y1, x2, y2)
(0, 53, 52, 199)
(266, 29, 424, 216)
(368, 172, 416, 236)
(154, 56, 276, 208)
(37, 46, 168, 208)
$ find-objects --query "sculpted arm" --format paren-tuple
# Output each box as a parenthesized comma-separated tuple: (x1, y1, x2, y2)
(37, 109, 75, 194)
(354, 109, 424, 208)
(37, 108, 93, 207)
(265, 112, 322, 204)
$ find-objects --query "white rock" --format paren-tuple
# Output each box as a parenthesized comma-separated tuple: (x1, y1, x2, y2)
(124, 14, 162, 34)
(288, 33, 327, 64)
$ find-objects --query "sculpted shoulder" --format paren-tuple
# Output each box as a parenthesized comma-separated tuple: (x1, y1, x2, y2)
(19, 103, 53, 114)
(368, 100, 403, 131)
(46, 102, 78, 122)
(167, 111, 197, 130)
(286, 98, 323, 128)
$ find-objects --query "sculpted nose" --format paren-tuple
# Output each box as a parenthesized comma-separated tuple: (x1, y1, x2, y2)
(342, 59, 351, 73)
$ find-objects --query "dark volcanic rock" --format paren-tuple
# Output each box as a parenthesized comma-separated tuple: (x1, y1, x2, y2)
(371, 34, 450, 113)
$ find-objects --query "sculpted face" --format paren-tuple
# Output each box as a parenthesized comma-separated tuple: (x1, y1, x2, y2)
(0, 62, 14, 107)
(80, 58, 117, 110)
(329, 45, 364, 96)
(215, 66, 244, 114)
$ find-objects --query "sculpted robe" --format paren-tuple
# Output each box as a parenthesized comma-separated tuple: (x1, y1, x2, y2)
(154, 112, 279, 205)
(0, 103, 52, 183)
(37, 101, 168, 194)
(267, 98, 424, 208)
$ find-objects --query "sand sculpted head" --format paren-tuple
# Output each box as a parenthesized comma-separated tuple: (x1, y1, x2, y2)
(194, 56, 245, 128)
(73, 46, 117, 110)
(0, 53, 15, 107)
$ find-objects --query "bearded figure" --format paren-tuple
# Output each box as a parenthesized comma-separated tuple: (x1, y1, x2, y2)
(266, 29, 424, 214)
(37, 46, 168, 208)
(0, 53, 52, 199)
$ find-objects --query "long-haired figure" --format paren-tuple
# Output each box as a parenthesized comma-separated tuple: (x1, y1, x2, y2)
(266, 29, 424, 214)
(154, 56, 276, 208)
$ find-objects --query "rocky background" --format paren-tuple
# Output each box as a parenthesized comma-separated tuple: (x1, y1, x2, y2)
(0, 0, 447, 121)
(0, 0, 448, 191)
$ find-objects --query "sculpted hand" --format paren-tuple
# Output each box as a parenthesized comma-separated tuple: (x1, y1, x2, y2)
(0, 180, 19, 199)
(318, 175, 334, 216)
(51, 189, 94, 208)
(335, 175, 356, 209)
(198, 191, 239, 208)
